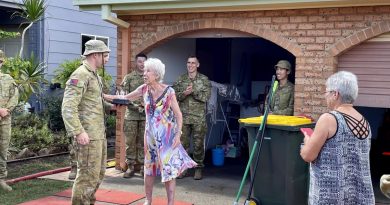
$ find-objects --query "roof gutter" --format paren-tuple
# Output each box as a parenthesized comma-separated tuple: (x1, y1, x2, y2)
(0, 1, 22, 10)
(101, 4, 129, 28)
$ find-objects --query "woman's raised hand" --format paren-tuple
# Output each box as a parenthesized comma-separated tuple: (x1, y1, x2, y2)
(103, 93, 114, 101)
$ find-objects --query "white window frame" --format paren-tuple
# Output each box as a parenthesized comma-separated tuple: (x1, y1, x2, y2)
(81, 34, 109, 55)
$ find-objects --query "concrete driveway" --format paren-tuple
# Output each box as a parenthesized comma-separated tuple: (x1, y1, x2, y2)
(100, 159, 250, 205)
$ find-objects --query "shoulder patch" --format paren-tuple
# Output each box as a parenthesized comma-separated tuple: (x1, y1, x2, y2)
(67, 78, 84, 87)
(70, 79, 79, 86)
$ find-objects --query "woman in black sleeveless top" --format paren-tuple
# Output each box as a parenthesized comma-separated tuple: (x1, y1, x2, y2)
(300, 71, 374, 205)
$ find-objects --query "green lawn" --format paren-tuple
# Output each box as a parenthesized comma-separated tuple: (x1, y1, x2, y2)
(1, 154, 72, 204)
(0, 179, 72, 205)
(7, 155, 70, 179)
(1, 146, 116, 204)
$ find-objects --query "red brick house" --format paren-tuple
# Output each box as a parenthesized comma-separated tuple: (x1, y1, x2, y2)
(73, 0, 390, 170)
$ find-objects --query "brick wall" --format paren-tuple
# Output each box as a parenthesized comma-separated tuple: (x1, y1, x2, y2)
(117, 6, 390, 119)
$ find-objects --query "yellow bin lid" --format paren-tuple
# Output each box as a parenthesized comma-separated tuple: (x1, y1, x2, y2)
(239, 115, 313, 126)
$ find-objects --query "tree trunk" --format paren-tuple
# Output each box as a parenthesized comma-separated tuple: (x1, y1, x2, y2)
(19, 22, 34, 58)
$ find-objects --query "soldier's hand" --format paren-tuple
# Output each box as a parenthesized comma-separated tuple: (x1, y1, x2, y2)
(183, 84, 193, 96)
(0, 108, 9, 117)
(76, 132, 90, 145)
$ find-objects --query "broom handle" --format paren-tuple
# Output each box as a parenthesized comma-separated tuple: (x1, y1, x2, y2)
(234, 76, 278, 204)
(245, 80, 278, 200)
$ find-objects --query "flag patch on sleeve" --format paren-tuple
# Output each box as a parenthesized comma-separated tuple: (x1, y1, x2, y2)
(70, 79, 79, 86)
(67, 78, 84, 87)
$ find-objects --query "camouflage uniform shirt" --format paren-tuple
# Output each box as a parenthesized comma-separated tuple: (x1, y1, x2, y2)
(62, 61, 108, 140)
(172, 72, 211, 124)
(270, 80, 294, 116)
(121, 70, 145, 120)
(0, 72, 19, 124)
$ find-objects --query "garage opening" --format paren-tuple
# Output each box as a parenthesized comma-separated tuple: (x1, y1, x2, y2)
(146, 30, 295, 168)
(338, 34, 390, 202)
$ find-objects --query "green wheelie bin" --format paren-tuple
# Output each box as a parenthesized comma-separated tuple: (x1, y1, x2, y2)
(240, 115, 314, 205)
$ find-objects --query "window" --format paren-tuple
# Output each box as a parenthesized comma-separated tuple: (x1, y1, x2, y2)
(81, 34, 109, 55)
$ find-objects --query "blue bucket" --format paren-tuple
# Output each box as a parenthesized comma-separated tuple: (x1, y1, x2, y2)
(212, 148, 225, 166)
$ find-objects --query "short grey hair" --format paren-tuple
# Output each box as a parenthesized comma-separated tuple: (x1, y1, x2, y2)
(144, 58, 165, 83)
(326, 71, 358, 104)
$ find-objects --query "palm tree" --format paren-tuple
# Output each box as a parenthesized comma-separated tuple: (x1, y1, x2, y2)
(1, 53, 48, 102)
(12, 0, 46, 58)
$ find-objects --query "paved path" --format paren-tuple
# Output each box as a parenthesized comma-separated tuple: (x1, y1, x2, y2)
(41, 160, 250, 205)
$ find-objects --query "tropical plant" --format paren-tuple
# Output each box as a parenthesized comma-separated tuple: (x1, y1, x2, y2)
(12, 0, 46, 58)
(0, 29, 20, 39)
(51, 58, 82, 88)
(1, 53, 48, 102)
(52, 58, 113, 92)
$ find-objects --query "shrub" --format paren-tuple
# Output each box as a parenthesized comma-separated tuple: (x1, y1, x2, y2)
(106, 113, 116, 138)
(41, 95, 65, 132)
(10, 114, 69, 153)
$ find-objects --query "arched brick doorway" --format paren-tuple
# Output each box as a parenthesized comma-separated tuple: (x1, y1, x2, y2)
(132, 18, 303, 57)
(115, 19, 303, 169)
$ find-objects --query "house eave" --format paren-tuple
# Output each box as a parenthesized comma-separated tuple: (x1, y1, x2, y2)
(73, 0, 390, 15)
(0, 0, 22, 10)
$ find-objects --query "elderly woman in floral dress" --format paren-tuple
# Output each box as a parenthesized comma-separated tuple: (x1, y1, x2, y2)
(104, 58, 196, 205)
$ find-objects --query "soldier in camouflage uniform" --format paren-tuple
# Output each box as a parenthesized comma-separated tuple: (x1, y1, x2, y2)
(268, 60, 294, 116)
(0, 50, 19, 192)
(62, 40, 111, 204)
(172, 56, 211, 180)
(121, 53, 147, 178)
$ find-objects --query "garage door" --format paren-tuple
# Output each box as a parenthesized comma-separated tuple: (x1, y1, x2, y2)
(338, 34, 390, 108)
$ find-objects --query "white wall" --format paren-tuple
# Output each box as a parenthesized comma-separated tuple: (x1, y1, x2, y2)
(147, 38, 196, 85)
(44, 0, 117, 80)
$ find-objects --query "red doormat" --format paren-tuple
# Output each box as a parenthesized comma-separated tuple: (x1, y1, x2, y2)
(55, 188, 145, 205)
(135, 197, 193, 205)
(18, 196, 105, 205)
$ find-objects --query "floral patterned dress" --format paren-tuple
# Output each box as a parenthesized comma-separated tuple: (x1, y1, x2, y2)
(143, 85, 197, 182)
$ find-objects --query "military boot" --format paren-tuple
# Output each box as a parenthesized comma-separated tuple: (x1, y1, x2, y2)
(177, 169, 188, 179)
(193, 168, 203, 180)
(123, 165, 135, 178)
(68, 165, 77, 180)
(0, 180, 12, 192)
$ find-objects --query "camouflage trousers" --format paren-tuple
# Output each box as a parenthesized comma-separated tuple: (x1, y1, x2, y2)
(124, 120, 145, 167)
(0, 123, 11, 179)
(72, 139, 107, 205)
(69, 138, 77, 167)
(182, 122, 207, 168)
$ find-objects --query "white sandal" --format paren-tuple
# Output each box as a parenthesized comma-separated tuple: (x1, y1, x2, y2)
(143, 199, 151, 205)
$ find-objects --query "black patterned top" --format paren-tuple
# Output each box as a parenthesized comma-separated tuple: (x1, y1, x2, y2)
(309, 110, 375, 205)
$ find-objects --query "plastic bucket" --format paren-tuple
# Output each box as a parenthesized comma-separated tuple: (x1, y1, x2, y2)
(212, 148, 225, 166)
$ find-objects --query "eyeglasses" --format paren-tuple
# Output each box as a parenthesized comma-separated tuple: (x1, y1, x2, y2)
(324, 90, 336, 95)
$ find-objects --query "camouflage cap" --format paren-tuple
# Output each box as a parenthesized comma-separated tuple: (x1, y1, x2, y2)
(0, 49, 5, 61)
(274, 60, 291, 71)
(83, 40, 110, 56)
